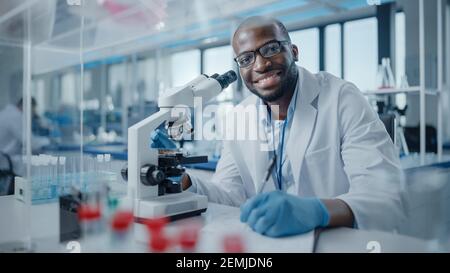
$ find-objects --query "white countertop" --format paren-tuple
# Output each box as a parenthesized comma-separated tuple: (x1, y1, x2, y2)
(0, 195, 432, 253)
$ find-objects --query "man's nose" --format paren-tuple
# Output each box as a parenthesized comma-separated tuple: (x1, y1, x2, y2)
(253, 53, 271, 72)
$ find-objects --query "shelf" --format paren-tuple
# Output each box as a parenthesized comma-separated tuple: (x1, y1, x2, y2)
(423, 90, 440, 96)
(362, 86, 420, 95)
(362, 87, 440, 96)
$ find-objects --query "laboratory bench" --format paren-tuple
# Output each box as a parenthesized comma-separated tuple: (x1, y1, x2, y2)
(0, 192, 433, 253)
(1, 162, 447, 253)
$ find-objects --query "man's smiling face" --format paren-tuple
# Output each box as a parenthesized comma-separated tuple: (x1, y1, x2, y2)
(232, 22, 299, 102)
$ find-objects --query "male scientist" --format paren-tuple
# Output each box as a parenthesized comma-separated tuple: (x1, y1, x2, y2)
(0, 98, 50, 157)
(154, 16, 405, 237)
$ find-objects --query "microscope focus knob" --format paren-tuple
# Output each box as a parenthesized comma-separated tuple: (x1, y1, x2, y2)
(140, 165, 165, 186)
(152, 170, 165, 184)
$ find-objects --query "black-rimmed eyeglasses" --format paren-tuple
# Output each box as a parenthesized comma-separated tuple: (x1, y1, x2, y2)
(234, 40, 290, 68)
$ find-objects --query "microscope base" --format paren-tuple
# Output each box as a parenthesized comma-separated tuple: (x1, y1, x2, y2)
(133, 191, 208, 223)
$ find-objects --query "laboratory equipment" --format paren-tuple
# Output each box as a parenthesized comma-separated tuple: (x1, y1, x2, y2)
(376, 58, 396, 89)
(400, 75, 410, 89)
(110, 210, 134, 252)
(145, 217, 171, 252)
(223, 234, 245, 253)
(124, 70, 237, 222)
(149, 233, 171, 252)
(58, 157, 67, 194)
(59, 192, 82, 242)
(178, 222, 201, 252)
(13, 152, 117, 206)
(145, 217, 169, 235)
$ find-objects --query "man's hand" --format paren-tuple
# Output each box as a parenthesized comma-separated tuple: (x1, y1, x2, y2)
(181, 174, 192, 190)
(240, 191, 330, 237)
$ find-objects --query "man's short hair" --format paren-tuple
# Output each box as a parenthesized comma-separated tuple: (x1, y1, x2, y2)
(233, 16, 291, 43)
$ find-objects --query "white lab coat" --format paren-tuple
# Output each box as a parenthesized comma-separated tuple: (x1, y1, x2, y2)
(188, 67, 406, 232)
(0, 104, 49, 156)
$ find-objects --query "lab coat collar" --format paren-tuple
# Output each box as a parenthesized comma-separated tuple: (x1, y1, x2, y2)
(287, 67, 320, 194)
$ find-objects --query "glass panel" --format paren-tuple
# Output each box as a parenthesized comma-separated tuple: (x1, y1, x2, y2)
(203, 45, 234, 102)
(0, 0, 84, 252)
(170, 49, 201, 88)
(325, 24, 342, 77)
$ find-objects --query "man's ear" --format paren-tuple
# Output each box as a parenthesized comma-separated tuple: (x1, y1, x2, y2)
(291, 44, 299, 62)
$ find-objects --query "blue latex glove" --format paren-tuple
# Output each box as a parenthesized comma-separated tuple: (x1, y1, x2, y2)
(240, 191, 330, 237)
(150, 129, 177, 149)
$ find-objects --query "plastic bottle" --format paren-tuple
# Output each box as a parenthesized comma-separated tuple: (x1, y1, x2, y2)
(145, 217, 171, 252)
(50, 157, 58, 199)
(377, 58, 396, 89)
(30, 156, 38, 201)
(40, 155, 51, 200)
(78, 202, 102, 237)
(178, 223, 200, 252)
(104, 154, 112, 183)
(110, 210, 134, 252)
(104, 154, 111, 172)
(34, 156, 43, 202)
(96, 154, 104, 192)
(223, 234, 245, 253)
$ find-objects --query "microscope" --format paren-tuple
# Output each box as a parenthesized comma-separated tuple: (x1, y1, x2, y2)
(122, 70, 237, 223)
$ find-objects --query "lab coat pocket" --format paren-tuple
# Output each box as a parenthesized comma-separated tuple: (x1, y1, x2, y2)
(304, 146, 334, 195)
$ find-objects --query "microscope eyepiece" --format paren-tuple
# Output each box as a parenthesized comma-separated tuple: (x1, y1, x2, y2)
(214, 70, 238, 89)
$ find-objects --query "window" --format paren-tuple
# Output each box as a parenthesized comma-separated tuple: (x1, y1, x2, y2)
(137, 58, 157, 102)
(289, 28, 319, 73)
(325, 24, 342, 77)
(61, 72, 78, 106)
(170, 49, 201, 87)
(202, 45, 235, 146)
(108, 63, 127, 109)
(203, 45, 234, 101)
(32, 79, 46, 115)
(344, 17, 378, 91)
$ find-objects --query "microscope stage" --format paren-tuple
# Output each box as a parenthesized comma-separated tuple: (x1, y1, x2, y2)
(134, 191, 208, 222)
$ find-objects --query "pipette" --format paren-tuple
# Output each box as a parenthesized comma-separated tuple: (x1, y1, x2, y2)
(258, 154, 277, 194)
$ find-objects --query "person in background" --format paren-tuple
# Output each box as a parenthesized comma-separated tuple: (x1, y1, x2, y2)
(0, 97, 50, 157)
